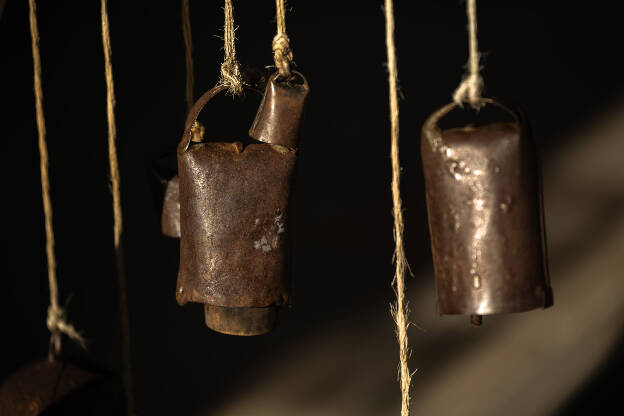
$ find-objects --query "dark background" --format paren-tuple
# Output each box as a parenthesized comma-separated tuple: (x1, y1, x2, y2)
(1, 1, 622, 415)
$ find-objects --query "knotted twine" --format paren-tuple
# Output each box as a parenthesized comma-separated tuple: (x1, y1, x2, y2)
(100, 1, 135, 414)
(383, 1, 413, 415)
(453, 0, 484, 109)
(219, 0, 243, 95)
(273, 0, 294, 79)
(28, 0, 86, 355)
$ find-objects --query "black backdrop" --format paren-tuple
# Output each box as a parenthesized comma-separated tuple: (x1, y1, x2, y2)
(2, 1, 622, 415)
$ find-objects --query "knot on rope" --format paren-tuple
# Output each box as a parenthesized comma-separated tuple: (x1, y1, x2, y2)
(47, 304, 86, 348)
(453, 72, 484, 109)
(272, 32, 293, 79)
(453, 0, 484, 110)
(220, 57, 243, 95)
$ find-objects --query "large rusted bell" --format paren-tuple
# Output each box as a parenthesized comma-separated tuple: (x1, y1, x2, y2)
(420, 99, 553, 326)
(175, 72, 309, 336)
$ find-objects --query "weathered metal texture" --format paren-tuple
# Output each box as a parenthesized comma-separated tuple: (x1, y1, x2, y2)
(0, 359, 123, 415)
(204, 305, 278, 336)
(249, 71, 309, 149)
(175, 72, 308, 335)
(0, 359, 93, 415)
(177, 141, 296, 308)
(161, 175, 180, 238)
(421, 99, 552, 321)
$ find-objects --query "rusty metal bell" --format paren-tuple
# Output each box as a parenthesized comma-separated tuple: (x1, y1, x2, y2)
(0, 359, 124, 415)
(175, 72, 309, 336)
(249, 71, 309, 148)
(420, 99, 553, 326)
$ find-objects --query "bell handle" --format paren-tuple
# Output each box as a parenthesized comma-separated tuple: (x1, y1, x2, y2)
(178, 84, 230, 153)
(422, 98, 525, 144)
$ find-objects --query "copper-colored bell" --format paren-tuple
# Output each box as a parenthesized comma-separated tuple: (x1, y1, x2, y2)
(249, 72, 308, 148)
(175, 72, 309, 336)
(420, 99, 553, 325)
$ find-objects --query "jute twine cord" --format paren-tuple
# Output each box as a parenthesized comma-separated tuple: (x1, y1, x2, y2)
(182, 0, 204, 142)
(384, 1, 412, 415)
(28, 0, 86, 353)
(273, 0, 293, 79)
(101, 1, 135, 414)
(219, 0, 243, 95)
(453, 0, 484, 109)
(182, 0, 194, 111)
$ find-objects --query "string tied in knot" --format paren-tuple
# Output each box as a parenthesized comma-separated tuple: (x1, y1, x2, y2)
(47, 304, 86, 349)
(29, 0, 86, 358)
(273, 0, 294, 79)
(219, 57, 243, 95)
(453, 72, 484, 108)
(219, 0, 243, 95)
(453, 0, 485, 109)
(272, 32, 293, 79)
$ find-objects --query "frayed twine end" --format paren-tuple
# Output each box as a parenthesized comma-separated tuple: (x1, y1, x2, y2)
(219, 58, 243, 95)
(47, 305, 86, 349)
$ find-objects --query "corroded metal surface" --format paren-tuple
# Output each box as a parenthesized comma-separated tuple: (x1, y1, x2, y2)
(175, 72, 309, 334)
(249, 71, 309, 149)
(0, 359, 123, 416)
(161, 175, 180, 238)
(205, 305, 278, 336)
(176, 141, 296, 307)
(0, 359, 94, 415)
(421, 100, 552, 320)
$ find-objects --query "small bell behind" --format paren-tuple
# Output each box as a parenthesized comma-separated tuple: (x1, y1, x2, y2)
(0, 358, 124, 415)
(161, 175, 180, 238)
(421, 100, 553, 325)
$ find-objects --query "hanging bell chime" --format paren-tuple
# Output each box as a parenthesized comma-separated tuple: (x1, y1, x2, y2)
(0, 358, 124, 415)
(420, 99, 553, 326)
(174, 72, 309, 336)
